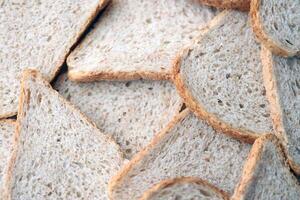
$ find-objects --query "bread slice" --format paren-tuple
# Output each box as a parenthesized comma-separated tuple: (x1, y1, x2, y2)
(173, 10, 273, 143)
(108, 109, 252, 200)
(0, 120, 15, 197)
(140, 177, 229, 200)
(199, 0, 250, 11)
(250, 0, 300, 57)
(67, 0, 217, 82)
(2, 70, 124, 199)
(232, 134, 300, 200)
(261, 47, 300, 175)
(54, 73, 183, 159)
(0, 0, 109, 119)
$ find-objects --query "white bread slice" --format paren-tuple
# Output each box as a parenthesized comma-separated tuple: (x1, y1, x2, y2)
(232, 134, 300, 200)
(67, 0, 217, 82)
(0, 120, 15, 197)
(140, 177, 229, 200)
(0, 0, 109, 119)
(2, 70, 124, 199)
(250, 0, 300, 57)
(199, 0, 250, 11)
(261, 47, 300, 175)
(108, 109, 252, 200)
(173, 10, 273, 143)
(54, 73, 183, 159)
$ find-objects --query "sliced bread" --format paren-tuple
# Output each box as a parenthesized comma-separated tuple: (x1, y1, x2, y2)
(250, 0, 300, 57)
(173, 10, 273, 143)
(199, 0, 250, 11)
(2, 70, 124, 199)
(0, 0, 109, 118)
(232, 134, 300, 200)
(0, 120, 15, 197)
(67, 0, 217, 82)
(140, 177, 229, 200)
(108, 109, 252, 200)
(54, 73, 183, 159)
(261, 47, 300, 174)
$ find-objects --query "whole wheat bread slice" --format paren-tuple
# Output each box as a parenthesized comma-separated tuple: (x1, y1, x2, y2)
(67, 0, 217, 82)
(199, 0, 250, 11)
(2, 70, 124, 200)
(140, 177, 229, 200)
(231, 134, 300, 200)
(54, 73, 183, 159)
(0, 0, 109, 118)
(0, 120, 15, 197)
(250, 0, 300, 57)
(261, 47, 300, 175)
(108, 109, 252, 200)
(173, 10, 273, 143)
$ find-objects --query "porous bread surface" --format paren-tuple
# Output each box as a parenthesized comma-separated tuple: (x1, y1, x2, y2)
(176, 10, 273, 138)
(251, 0, 300, 56)
(109, 110, 251, 200)
(232, 135, 300, 200)
(141, 177, 228, 200)
(199, 0, 250, 11)
(67, 0, 216, 81)
(0, 0, 108, 118)
(0, 120, 15, 195)
(262, 50, 300, 174)
(54, 73, 182, 159)
(4, 70, 124, 200)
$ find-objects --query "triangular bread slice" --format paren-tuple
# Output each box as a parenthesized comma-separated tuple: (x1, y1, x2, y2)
(250, 0, 300, 57)
(199, 0, 250, 11)
(173, 10, 273, 143)
(108, 109, 252, 200)
(0, 120, 15, 197)
(67, 0, 217, 82)
(140, 177, 229, 200)
(54, 73, 183, 159)
(261, 47, 300, 174)
(0, 0, 109, 118)
(232, 134, 300, 199)
(2, 70, 124, 199)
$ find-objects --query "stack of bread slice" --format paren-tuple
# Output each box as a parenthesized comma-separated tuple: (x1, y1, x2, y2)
(1, 0, 299, 199)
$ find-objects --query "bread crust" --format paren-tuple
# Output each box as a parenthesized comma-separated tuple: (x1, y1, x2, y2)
(199, 0, 250, 11)
(250, 0, 297, 57)
(261, 46, 300, 174)
(172, 11, 263, 144)
(231, 134, 300, 199)
(68, 69, 172, 82)
(0, 119, 16, 125)
(2, 69, 125, 199)
(139, 177, 229, 200)
(108, 109, 191, 200)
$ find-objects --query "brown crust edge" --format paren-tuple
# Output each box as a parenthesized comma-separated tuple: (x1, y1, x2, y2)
(172, 11, 263, 144)
(2, 69, 125, 200)
(139, 177, 229, 200)
(231, 134, 299, 199)
(261, 46, 300, 174)
(108, 109, 191, 200)
(67, 69, 172, 82)
(199, 0, 250, 11)
(250, 0, 296, 57)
